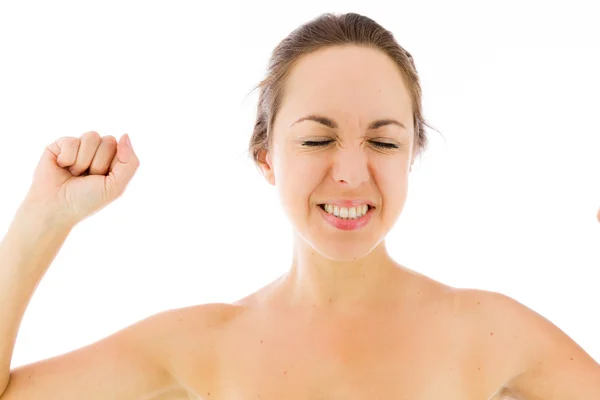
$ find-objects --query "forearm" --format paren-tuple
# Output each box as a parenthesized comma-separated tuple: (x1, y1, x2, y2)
(0, 202, 73, 394)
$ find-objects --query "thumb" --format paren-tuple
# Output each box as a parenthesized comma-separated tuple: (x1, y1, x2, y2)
(106, 134, 139, 198)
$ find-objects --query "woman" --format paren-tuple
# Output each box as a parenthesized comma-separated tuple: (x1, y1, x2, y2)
(0, 12, 598, 400)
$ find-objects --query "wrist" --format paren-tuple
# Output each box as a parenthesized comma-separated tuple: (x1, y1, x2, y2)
(13, 199, 76, 234)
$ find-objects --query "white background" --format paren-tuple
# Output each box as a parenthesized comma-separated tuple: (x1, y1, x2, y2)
(0, 0, 598, 369)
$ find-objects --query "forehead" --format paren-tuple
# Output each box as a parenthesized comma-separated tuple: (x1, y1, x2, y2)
(279, 45, 413, 125)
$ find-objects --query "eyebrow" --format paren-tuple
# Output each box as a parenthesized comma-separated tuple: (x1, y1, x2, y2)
(289, 114, 408, 131)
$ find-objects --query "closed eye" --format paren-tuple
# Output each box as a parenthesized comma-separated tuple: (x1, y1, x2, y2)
(370, 141, 398, 149)
(301, 140, 334, 147)
(302, 140, 398, 149)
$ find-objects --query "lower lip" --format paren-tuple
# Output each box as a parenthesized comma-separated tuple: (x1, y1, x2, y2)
(318, 205, 375, 231)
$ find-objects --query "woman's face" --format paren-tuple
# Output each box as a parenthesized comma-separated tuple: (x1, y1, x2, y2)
(259, 45, 416, 262)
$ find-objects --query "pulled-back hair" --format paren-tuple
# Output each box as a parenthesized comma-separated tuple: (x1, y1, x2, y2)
(248, 12, 438, 167)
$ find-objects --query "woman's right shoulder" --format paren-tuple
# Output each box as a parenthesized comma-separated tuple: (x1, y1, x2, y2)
(143, 302, 247, 391)
(147, 302, 246, 343)
(0, 303, 244, 400)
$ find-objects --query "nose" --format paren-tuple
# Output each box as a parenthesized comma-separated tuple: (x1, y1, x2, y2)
(331, 143, 370, 188)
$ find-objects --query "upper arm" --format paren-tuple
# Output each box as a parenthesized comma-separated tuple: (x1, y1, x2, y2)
(505, 305, 600, 400)
(475, 291, 600, 399)
(0, 310, 186, 400)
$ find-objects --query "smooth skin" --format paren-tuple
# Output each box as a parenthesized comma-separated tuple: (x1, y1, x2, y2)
(0, 45, 599, 400)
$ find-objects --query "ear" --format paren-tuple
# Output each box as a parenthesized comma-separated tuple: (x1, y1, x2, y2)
(257, 148, 275, 186)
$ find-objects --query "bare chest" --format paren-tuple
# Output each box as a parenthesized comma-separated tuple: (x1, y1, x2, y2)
(187, 313, 483, 400)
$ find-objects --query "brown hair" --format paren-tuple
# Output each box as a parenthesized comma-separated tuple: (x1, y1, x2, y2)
(248, 12, 439, 168)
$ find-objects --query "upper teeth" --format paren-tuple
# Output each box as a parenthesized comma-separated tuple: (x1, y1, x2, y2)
(323, 204, 369, 219)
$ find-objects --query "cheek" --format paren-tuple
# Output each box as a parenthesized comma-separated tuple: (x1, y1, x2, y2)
(275, 154, 322, 205)
(373, 162, 410, 201)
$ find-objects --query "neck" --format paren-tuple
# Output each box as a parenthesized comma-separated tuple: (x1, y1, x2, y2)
(277, 233, 401, 313)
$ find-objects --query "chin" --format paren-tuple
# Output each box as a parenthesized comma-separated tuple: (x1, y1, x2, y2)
(289, 205, 394, 262)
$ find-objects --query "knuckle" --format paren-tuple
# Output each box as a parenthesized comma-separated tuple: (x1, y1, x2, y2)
(63, 139, 79, 155)
(102, 135, 118, 145)
(82, 131, 102, 143)
(61, 136, 79, 145)
(65, 137, 81, 149)
(83, 130, 101, 138)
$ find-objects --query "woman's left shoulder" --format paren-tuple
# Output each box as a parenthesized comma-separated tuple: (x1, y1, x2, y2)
(449, 287, 569, 345)
(450, 288, 600, 398)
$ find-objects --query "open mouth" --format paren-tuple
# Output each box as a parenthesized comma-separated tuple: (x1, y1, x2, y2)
(318, 204, 374, 220)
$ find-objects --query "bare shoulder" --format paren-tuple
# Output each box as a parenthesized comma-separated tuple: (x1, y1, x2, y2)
(154, 302, 243, 330)
(92, 301, 243, 376)
(454, 288, 596, 357)
(144, 302, 245, 392)
(453, 288, 600, 398)
(1, 302, 243, 400)
(150, 301, 244, 357)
